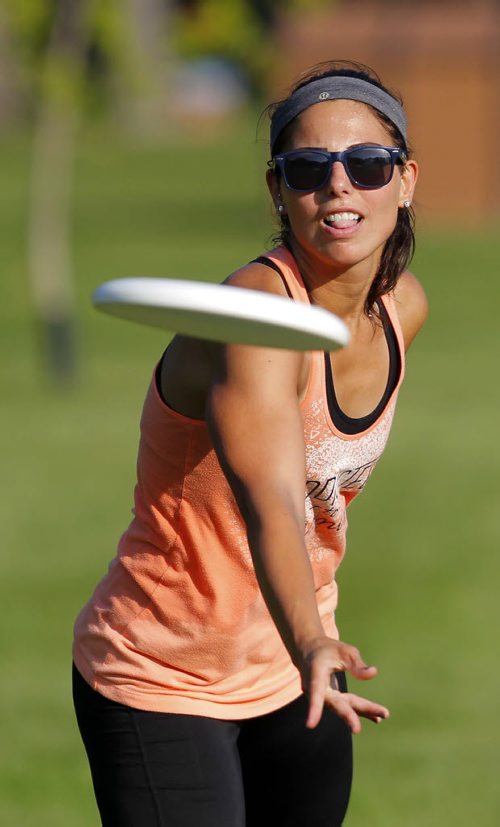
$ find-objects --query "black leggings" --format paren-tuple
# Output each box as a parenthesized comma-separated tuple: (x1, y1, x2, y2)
(73, 664, 352, 827)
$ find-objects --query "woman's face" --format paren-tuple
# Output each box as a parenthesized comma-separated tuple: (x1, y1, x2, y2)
(267, 99, 417, 275)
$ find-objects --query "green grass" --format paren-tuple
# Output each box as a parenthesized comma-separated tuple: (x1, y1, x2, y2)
(1, 119, 499, 825)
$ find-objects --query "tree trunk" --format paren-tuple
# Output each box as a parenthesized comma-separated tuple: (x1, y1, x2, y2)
(115, 0, 174, 136)
(28, 0, 88, 385)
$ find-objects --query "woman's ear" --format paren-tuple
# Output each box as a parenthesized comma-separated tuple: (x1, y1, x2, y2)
(266, 168, 282, 213)
(398, 159, 418, 208)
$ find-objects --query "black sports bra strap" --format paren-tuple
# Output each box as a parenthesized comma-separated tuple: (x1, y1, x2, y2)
(250, 256, 294, 299)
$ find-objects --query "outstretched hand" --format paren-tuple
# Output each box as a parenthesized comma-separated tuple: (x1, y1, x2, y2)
(299, 636, 390, 731)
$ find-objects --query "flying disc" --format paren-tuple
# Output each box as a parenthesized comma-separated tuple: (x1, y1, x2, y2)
(92, 278, 350, 351)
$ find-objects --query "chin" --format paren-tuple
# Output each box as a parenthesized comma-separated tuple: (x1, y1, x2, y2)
(316, 241, 376, 271)
(325, 230, 391, 269)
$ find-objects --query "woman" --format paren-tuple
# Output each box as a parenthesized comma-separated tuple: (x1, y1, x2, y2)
(73, 60, 427, 826)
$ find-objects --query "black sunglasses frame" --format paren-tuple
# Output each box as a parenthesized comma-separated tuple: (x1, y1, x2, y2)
(271, 145, 406, 192)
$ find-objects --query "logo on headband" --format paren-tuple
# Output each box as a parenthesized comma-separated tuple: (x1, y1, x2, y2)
(318, 92, 330, 100)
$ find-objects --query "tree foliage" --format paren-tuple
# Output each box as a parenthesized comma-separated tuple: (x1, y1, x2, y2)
(2, 0, 334, 122)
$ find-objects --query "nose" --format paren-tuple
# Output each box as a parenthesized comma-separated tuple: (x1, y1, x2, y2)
(328, 159, 351, 194)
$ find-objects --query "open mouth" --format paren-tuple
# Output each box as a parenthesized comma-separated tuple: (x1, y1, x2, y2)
(323, 212, 362, 230)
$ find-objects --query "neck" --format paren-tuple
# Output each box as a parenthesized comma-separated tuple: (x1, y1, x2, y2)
(287, 237, 381, 322)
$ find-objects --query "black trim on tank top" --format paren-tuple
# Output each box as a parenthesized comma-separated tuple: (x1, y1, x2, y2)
(324, 300, 401, 435)
(250, 256, 294, 298)
(251, 256, 401, 434)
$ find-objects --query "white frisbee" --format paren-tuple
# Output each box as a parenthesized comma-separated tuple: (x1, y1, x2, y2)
(92, 278, 350, 351)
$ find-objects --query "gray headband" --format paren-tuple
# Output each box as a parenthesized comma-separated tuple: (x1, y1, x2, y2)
(270, 76, 407, 154)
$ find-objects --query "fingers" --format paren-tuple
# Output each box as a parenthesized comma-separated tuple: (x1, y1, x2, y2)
(302, 638, 386, 730)
(305, 668, 380, 730)
(306, 666, 330, 729)
(324, 688, 390, 734)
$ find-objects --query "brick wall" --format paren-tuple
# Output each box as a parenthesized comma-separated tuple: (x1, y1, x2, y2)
(269, 0, 500, 225)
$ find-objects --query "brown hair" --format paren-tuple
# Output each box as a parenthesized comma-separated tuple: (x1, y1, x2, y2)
(265, 60, 415, 318)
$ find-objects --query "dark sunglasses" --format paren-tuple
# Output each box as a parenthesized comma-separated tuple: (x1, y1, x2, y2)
(271, 145, 406, 192)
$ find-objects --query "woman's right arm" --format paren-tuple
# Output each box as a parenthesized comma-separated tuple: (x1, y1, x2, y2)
(206, 338, 389, 731)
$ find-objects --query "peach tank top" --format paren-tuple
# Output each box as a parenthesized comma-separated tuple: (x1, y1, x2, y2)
(73, 246, 405, 719)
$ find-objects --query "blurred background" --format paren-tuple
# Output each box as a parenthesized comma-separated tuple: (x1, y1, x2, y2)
(1, 0, 499, 824)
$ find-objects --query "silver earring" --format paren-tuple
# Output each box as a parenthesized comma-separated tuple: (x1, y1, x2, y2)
(278, 204, 284, 214)
(403, 200, 411, 208)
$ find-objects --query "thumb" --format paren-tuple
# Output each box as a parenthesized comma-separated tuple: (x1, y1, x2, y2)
(349, 662, 378, 681)
(341, 646, 378, 681)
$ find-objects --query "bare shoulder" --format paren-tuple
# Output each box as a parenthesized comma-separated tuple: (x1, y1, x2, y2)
(160, 260, 301, 419)
(393, 270, 428, 351)
(223, 259, 306, 396)
(224, 260, 290, 298)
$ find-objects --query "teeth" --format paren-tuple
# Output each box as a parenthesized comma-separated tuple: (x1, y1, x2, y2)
(325, 212, 361, 224)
